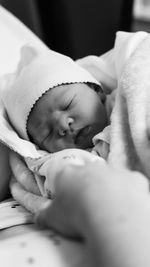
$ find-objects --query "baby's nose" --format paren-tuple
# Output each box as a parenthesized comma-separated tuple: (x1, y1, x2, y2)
(58, 128, 67, 137)
(58, 117, 74, 137)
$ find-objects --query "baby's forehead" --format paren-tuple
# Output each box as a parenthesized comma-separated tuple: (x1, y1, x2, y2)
(32, 84, 70, 111)
(28, 84, 72, 129)
(33, 82, 92, 112)
(38, 83, 77, 103)
(39, 84, 70, 104)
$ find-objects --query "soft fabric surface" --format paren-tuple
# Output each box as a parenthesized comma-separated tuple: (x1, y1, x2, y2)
(108, 35, 150, 179)
(77, 31, 150, 178)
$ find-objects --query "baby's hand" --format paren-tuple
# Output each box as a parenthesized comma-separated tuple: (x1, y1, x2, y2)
(92, 141, 110, 160)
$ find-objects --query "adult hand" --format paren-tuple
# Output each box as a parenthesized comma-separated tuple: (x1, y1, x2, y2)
(9, 151, 150, 267)
(9, 152, 50, 214)
(9, 149, 105, 230)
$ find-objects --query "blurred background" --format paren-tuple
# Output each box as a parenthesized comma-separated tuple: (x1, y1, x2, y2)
(0, 0, 150, 59)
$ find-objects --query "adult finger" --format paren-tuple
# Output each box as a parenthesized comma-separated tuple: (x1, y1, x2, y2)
(35, 196, 82, 239)
(10, 176, 50, 214)
(9, 152, 41, 195)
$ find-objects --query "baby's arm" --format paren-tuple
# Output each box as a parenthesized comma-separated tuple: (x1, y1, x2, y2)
(0, 143, 11, 201)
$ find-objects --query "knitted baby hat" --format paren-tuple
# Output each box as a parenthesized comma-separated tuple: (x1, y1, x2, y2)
(2, 45, 100, 140)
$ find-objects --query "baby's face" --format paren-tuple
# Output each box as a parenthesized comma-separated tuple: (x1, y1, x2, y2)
(27, 83, 107, 152)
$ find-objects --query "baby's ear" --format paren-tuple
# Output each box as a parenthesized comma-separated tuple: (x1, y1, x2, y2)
(16, 44, 40, 75)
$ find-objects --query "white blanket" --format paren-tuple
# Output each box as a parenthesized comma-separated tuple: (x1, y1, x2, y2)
(108, 35, 150, 179)
(77, 31, 150, 179)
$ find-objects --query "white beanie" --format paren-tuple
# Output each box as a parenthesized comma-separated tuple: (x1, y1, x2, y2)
(2, 45, 100, 140)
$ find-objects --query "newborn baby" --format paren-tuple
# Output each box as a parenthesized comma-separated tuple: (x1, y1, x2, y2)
(2, 31, 146, 200)
(1, 45, 110, 198)
(2, 45, 110, 157)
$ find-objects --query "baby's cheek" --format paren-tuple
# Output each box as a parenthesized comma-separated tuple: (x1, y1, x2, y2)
(48, 138, 76, 152)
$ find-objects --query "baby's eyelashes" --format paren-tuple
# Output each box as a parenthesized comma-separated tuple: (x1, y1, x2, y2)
(62, 94, 76, 111)
(63, 99, 73, 110)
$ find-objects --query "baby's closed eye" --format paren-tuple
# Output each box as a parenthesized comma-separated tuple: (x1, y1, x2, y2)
(62, 94, 77, 111)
